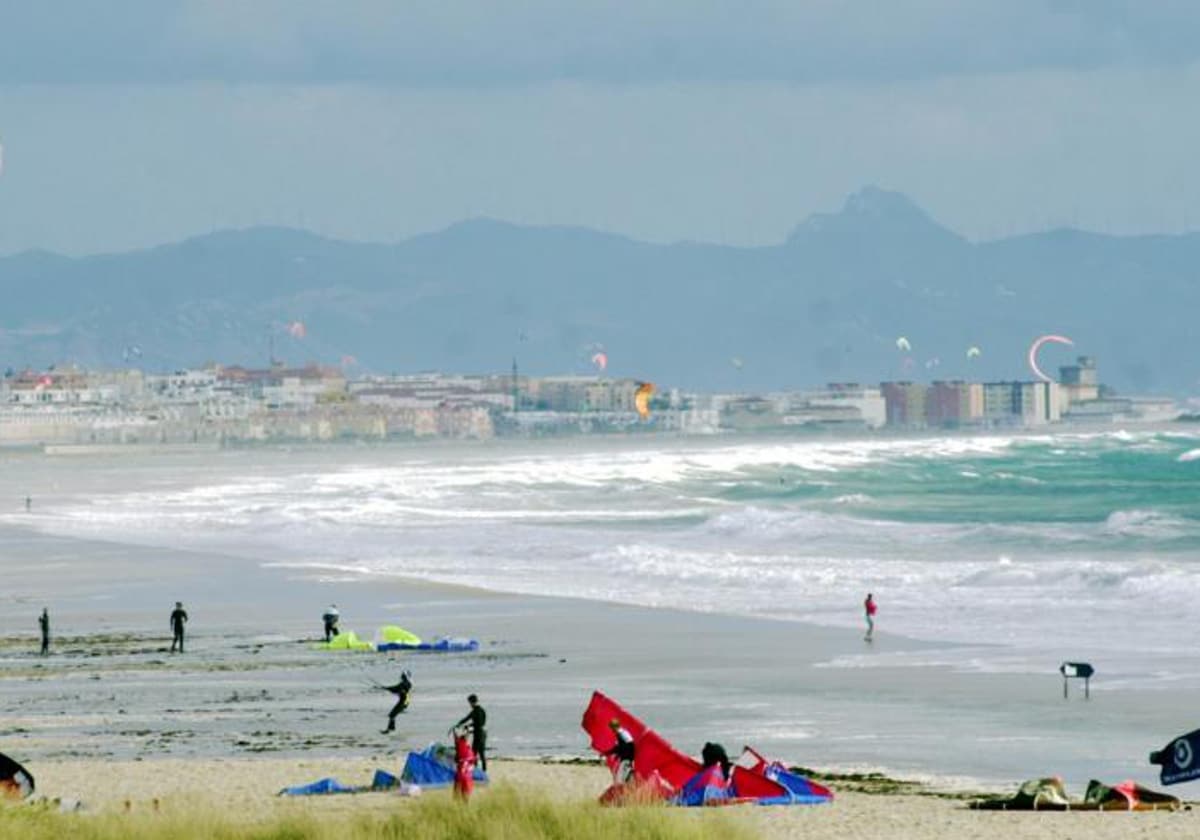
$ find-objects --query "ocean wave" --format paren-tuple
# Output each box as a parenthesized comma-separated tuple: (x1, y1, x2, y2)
(830, 493, 873, 505)
(1103, 509, 1190, 538)
(991, 472, 1044, 484)
(1177, 448, 1200, 463)
(701, 506, 892, 542)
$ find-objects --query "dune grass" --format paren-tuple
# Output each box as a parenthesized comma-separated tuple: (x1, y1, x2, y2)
(0, 785, 755, 840)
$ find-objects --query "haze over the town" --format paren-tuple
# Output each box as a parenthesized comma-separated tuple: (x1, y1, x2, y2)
(3, 1, 1200, 255)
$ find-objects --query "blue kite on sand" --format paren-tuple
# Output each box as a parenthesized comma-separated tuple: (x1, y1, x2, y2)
(401, 743, 489, 788)
(278, 770, 400, 796)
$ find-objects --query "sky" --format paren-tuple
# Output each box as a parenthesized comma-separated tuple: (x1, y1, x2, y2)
(2, 1, 1200, 255)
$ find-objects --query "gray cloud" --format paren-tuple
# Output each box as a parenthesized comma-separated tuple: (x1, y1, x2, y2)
(3, 63, 1200, 256)
(4, 1, 1200, 85)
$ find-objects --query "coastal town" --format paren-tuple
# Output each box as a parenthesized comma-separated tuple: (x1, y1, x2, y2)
(0, 354, 1181, 449)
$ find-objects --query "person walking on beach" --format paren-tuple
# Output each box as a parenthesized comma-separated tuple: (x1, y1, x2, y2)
(864, 593, 877, 642)
(169, 601, 188, 653)
(38, 608, 49, 655)
(454, 694, 488, 772)
(606, 718, 636, 783)
(322, 604, 340, 642)
(379, 670, 413, 733)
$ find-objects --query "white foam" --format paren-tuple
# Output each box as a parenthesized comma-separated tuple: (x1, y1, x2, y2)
(14, 431, 1200, 680)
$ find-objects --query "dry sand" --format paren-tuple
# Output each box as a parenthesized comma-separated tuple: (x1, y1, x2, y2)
(26, 755, 1197, 840)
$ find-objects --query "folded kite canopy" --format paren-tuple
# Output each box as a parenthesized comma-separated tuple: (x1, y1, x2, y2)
(581, 691, 832, 807)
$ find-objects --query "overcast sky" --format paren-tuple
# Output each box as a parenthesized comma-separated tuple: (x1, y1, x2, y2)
(2, 1, 1200, 254)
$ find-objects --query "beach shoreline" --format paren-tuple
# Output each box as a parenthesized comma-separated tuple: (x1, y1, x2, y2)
(0, 520, 1186, 794)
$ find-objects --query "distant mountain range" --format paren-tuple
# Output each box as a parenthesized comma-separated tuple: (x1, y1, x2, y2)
(2, 186, 1196, 395)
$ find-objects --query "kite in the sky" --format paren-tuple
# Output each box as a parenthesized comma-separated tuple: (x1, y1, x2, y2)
(634, 382, 655, 420)
(1028, 334, 1073, 383)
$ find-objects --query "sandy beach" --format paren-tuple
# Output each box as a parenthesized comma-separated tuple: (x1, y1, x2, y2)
(0, 522, 1195, 837)
(19, 755, 1195, 840)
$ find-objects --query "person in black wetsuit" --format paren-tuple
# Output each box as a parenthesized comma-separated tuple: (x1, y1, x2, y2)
(454, 694, 487, 772)
(38, 608, 49, 656)
(701, 742, 732, 779)
(379, 670, 413, 733)
(169, 601, 188, 653)
(321, 604, 340, 643)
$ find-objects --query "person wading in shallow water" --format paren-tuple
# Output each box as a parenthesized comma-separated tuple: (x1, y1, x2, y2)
(170, 601, 188, 653)
(864, 593, 877, 642)
(38, 608, 49, 655)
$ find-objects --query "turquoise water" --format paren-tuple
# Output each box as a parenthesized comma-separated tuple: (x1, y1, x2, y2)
(14, 428, 1200, 671)
(7, 427, 1200, 786)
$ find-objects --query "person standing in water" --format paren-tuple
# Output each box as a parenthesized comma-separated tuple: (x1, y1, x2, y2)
(170, 601, 188, 653)
(454, 694, 488, 772)
(38, 608, 49, 655)
(864, 593, 877, 641)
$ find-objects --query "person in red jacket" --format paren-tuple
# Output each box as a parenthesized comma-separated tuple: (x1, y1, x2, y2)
(453, 732, 475, 801)
(864, 593, 877, 641)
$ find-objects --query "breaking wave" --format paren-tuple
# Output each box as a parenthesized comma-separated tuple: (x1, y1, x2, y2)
(10, 428, 1200, 669)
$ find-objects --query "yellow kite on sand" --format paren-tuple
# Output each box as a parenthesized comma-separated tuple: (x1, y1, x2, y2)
(318, 630, 374, 651)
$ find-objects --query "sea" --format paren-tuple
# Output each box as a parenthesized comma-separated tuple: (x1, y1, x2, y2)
(6, 427, 1200, 786)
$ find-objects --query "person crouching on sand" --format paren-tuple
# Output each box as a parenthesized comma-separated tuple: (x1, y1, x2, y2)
(322, 604, 340, 642)
(864, 592, 877, 641)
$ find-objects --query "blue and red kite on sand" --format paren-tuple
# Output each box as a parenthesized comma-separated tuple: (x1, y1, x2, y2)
(581, 691, 833, 807)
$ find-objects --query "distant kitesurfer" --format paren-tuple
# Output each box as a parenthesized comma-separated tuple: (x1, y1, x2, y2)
(379, 670, 413, 733)
(864, 593, 877, 642)
(606, 718, 635, 783)
(454, 694, 488, 772)
(24, 496, 31, 512)
(322, 604, 340, 642)
(169, 601, 188, 653)
(38, 608, 49, 656)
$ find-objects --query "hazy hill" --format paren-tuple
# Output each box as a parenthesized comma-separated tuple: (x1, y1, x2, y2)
(2, 186, 1195, 395)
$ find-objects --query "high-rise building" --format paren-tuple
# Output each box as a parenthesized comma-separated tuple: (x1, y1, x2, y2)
(880, 382, 927, 428)
(925, 381, 984, 428)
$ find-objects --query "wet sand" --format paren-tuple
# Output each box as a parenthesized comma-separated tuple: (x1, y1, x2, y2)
(1, 524, 1196, 839)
